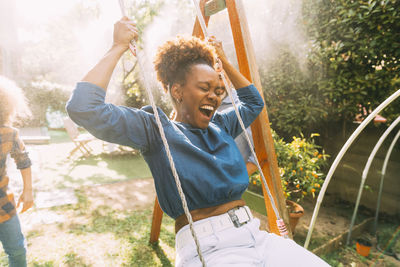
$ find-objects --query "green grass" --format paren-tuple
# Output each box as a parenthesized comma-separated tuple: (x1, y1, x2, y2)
(63, 252, 90, 267)
(320, 249, 345, 267)
(34, 134, 152, 190)
(294, 231, 332, 251)
(19, 134, 173, 266)
(31, 261, 56, 267)
(0, 254, 7, 267)
(25, 187, 175, 266)
(319, 221, 400, 267)
(75, 153, 152, 181)
(66, 204, 175, 266)
(57, 153, 151, 187)
(48, 129, 71, 144)
(321, 244, 374, 266)
(25, 129, 399, 266)
(0, 255, 56, 267)
(50, 188, 89, 214)
(376, 222, 400, 255)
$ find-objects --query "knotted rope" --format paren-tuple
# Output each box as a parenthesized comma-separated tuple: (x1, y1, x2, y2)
(118, 0, 288, 265)
(117, 1, 207, 266)
(190, 0, 289, 238)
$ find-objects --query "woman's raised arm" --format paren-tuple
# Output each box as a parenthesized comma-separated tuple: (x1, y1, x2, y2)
(82, 17, 138, 90)
(209, 37, 251, 90)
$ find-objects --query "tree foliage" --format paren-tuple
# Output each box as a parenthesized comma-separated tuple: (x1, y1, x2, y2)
(261, 46, 327, 138)
(305, 0, 400, 122)
(122, 0, 195, 114)
(122, 0, 165, 109)
(263, 0, 400, 138)
(21, 79, 70, 127)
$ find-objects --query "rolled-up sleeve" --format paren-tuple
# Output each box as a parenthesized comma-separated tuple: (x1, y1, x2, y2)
(10, 132, 32, 170)
(214, 84, 264, 138)
(66, 82, 161, 152)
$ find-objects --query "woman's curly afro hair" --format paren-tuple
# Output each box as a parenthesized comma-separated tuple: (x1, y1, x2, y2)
(154, 35, 217, 92)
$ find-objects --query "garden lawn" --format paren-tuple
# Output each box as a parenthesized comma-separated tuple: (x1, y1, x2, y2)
(30, 130, 153, 190)
(3, 130, 398, 266)
(2, 129, 176, 266)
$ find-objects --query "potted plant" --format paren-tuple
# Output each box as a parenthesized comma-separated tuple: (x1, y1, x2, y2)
(285, 199, 304, 233)
(356, 236, 372, 257)
(248, 131, 329, 233)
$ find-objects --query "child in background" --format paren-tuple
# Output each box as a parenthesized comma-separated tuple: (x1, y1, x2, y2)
(0, 75, 34, 267)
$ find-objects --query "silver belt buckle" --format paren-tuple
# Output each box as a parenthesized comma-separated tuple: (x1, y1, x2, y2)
(227, 206, 251, 228)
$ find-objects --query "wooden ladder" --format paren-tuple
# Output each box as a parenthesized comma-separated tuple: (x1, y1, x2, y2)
(149, 0, 291, 244)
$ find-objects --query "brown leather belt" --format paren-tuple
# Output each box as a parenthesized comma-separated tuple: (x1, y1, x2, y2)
(174, 199, 246, 234)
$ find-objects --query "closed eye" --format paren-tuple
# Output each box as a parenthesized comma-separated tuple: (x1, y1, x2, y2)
(215, 88, 226, 96)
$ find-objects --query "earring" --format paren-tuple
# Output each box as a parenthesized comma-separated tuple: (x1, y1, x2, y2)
(176, 98, 182, 103)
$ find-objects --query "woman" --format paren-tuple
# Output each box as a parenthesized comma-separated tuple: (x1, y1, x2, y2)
(67, 17, 328, 266)
(0, 76, 34, 267)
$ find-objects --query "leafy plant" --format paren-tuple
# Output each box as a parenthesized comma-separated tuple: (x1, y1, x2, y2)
(122, 0, 166, 110)
(261, 0, 400, 139)
(302, 0, 400, 125)
(248, 131, 329, 203)
(20, 79, 70, 127)
(261, 46, 327, 139)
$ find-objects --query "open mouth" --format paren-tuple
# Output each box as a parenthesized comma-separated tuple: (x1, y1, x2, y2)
(199, 105, 215, 119)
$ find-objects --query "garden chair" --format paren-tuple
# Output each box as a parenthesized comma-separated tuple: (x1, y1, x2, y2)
(63, 117, 96, 158)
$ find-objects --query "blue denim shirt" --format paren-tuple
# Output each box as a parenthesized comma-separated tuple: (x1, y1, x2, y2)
(218, 90, 256, 164)
(66, 82, 264, 219)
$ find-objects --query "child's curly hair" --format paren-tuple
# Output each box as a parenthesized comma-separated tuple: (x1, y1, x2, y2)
(154, 35, 217, 92)
(0, 76, 31, 126)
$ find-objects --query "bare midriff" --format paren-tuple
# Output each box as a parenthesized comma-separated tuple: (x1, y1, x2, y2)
(174, 199, 246, 234)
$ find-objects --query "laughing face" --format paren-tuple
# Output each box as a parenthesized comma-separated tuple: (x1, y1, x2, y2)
(173, 64, 225, 129)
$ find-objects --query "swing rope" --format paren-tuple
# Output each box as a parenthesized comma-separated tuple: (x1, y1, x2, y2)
(118, 0, 288, 265)
(190, 0, 288, 238)
(117, 1, 207, 266)
(221, 73, 288, 236)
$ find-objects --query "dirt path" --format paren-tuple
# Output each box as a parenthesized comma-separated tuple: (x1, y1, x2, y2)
(85, 178, 156, 212)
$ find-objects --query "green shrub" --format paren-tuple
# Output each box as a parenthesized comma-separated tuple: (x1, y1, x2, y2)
(262, 0, 400, 138)
(248, 131, 329, 203)
(303, 0, 400, 124)
(261, 47, 326, 138)
(21, 79, 70, 127)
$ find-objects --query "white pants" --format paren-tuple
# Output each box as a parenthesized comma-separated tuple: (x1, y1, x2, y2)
(175, 211, 330, 267)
